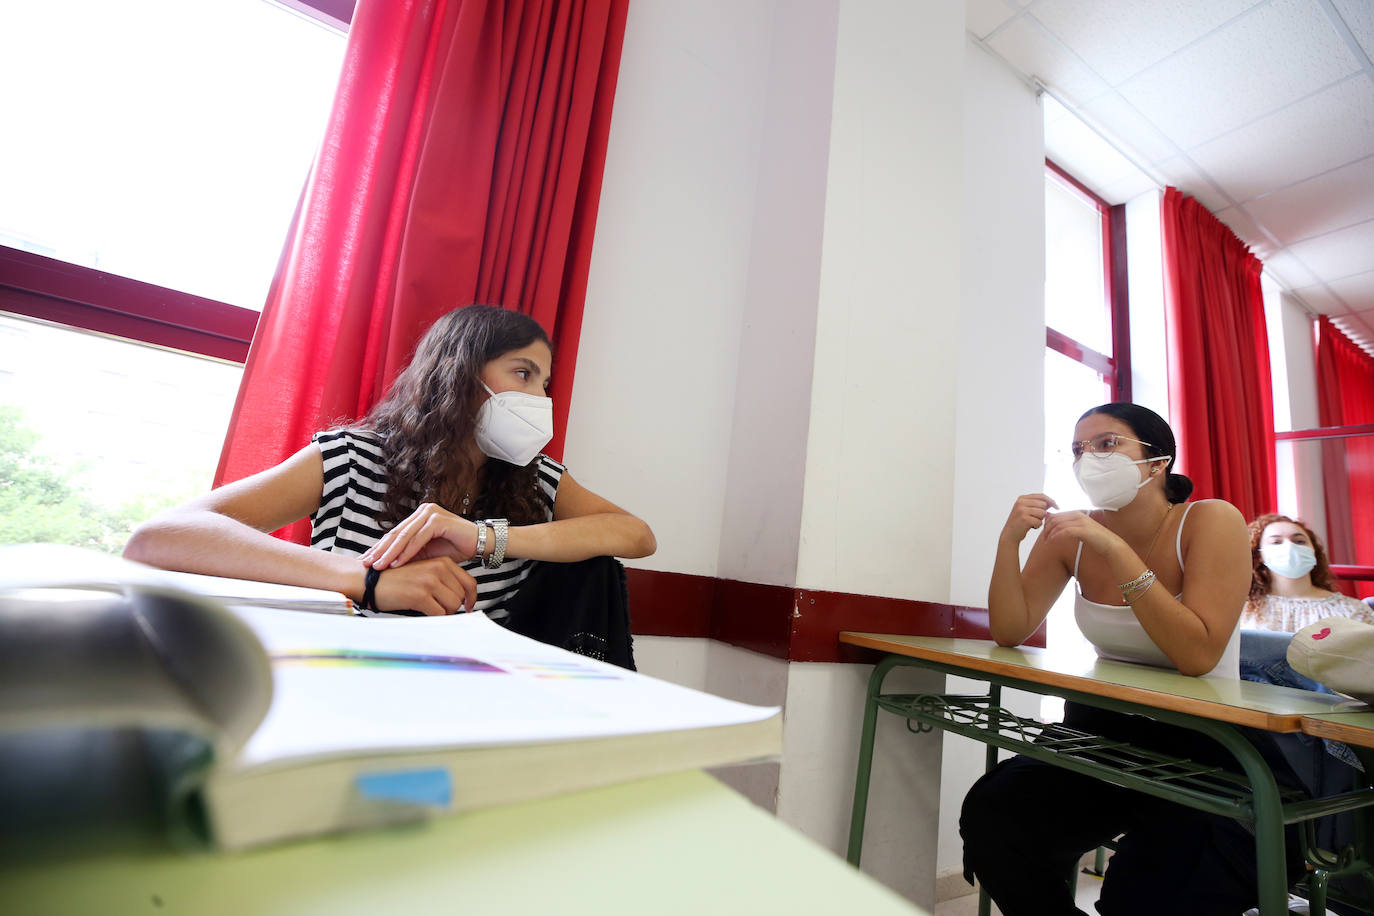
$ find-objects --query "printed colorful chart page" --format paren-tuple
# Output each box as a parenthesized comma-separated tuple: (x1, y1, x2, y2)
(229, 606, 778, 770)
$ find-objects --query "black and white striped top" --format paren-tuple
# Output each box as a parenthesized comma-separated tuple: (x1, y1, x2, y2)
(310, 429, 564, 621)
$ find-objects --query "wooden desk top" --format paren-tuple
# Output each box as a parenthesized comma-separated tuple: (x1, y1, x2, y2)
(839, 633, 1356, 733)
(0, 770, 926, 916)
(1300, 710, 1374, 749)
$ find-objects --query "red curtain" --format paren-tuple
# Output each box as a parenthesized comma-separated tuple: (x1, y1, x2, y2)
(215, 0, 629, 543)
(1160, 187, 1276, 523)
(1316, 316, 1374, 598)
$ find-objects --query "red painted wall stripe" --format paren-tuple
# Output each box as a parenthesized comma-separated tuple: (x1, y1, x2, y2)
(625, 567, 1046, 663)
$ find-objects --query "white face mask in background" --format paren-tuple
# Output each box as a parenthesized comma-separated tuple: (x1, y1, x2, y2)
(1260, 542, 1318, 580)
(1073, 452, 1166, 510)
(474, 383, 553, 466)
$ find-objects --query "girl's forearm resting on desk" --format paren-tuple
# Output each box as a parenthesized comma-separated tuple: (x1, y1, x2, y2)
(125, 508, 480, 615)
(123, 508, 371, 599)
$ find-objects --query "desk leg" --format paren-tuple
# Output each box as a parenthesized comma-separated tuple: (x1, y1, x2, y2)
(1250, 768, 1289, 916)
(847, 656, 901, 867)
(977, 684, 999, 916)
(984, 684, 1001, 774)
(1186, 721, 1289, 916)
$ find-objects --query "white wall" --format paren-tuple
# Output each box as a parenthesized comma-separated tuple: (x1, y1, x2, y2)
(796, 0, 964, 603)
(934, 35, 1047, 883)
(1272, 291, 1327, 535)
(717, 0, 839, 588)
(1125, 188, 1168, 419)
(567, 1, 1050, 908)
(950, 40, 1046, 609)
(564, 0, 779, 580)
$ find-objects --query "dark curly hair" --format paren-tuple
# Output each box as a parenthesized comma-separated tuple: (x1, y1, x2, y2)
(1247, 513, 1334, 600)
(353, 305, 553, 531)
(1077, 402, 1194, 504)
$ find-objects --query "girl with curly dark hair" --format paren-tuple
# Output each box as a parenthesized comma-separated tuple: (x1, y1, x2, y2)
(126, 306, 655, 618)
(1241, 513, 1372, 631)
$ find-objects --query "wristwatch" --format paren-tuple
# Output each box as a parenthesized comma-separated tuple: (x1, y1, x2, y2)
(483, 518, 509, 569)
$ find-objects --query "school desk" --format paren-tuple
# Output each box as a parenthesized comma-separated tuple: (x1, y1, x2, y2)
(1, 769, 927, 916)
(838, 633, 1374, 916)
(1302, 710, 1374, 750)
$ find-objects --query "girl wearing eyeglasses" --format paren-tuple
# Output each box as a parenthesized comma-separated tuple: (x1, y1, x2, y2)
(961, 402, 1300, 916)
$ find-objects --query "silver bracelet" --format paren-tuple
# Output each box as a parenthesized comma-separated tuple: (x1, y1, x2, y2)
(1123, 576, 1156, 605)
(474, 521, 488, 560)
(483, 518, 509, 569)
(1118, 569, 1153, 594)
(1119, 569, 1156, 604)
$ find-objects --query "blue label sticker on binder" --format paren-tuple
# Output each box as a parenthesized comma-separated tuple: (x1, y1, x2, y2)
(355, 768, 452, 807)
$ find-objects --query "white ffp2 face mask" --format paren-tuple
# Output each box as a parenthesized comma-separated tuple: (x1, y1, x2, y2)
(1074, 451, 1167, 510)
(474, 383, 553, 466)
(1260, 542, 1318, 580)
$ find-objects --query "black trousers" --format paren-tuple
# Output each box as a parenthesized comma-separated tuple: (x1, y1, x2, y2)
(959, 702, 1305, 916)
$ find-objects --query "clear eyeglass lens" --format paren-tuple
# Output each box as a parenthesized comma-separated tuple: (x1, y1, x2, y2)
(1090, 433, 1120, 454)
(1070, 433, 1120, 460)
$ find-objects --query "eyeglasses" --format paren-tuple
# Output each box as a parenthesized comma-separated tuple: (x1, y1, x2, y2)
(1069, 432, 1153, 460)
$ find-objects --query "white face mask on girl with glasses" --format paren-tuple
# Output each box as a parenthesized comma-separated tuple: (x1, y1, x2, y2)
(1070, 432, 1170, 511)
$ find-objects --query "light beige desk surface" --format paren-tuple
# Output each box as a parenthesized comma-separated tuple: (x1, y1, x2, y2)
(839, 633, 1355, 732)
(2, 770, 926, 916)
(1301, 710, 1374, 749)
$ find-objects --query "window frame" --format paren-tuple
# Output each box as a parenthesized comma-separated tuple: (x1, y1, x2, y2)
(0, 247, 258, 362)
(0, 0, 352, 364)
(1044, 158, 1131, 402)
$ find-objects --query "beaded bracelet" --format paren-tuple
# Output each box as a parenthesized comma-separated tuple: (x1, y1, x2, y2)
(1118, 569, 1156, 605)
(1124, 576, 1156, 605)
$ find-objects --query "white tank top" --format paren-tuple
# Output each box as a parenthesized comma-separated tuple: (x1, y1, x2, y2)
(1072, 500, 1240, 679)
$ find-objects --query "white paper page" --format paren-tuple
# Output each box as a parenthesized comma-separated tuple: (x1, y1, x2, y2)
(0, 544, 349, 611)
(228, 606, 779, 770)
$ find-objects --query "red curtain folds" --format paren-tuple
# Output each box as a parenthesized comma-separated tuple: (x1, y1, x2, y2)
(1316, 316, 1374, 598)
(215, 0, 629, 543)
(1160, 187, 1276, 523)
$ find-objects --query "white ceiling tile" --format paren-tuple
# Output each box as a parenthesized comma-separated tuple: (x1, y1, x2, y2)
(1185, 76, 1374, 202)
(1040, 92, 1076, 129)
(1289, 283, 1349, 314)
(984, 16, 1112, 105)
(1331, 0, 1374, 61)
(1078, 92, 1183, 165)
(1241, 155, 1374, 246)
(1153, 156, 1235, 215)
(1263, 249, 1323, 289)
(1117, 0, 1361, 149)
(967, 0, 1019, 39)
(1285, 218, 1374, 279)
(1028, 0, 1263, 86)
(1327, 267, 1374, 313)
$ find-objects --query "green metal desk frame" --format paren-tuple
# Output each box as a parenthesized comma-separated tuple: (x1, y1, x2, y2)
(846, 654, 1374, 916)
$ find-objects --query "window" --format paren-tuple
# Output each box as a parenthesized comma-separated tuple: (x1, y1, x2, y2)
(0, 0, 348, 551)
(0, 0, 347, 313)
(1040, 161, 1131, 694)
